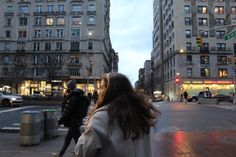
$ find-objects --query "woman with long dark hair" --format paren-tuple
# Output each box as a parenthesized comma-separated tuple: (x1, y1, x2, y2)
(75, 72, 160, 157)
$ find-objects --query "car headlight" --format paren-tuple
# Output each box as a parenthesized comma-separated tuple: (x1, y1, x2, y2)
(11, 97, 17, 101)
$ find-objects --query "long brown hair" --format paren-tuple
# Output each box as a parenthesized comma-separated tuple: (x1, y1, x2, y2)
(95, 72, 160, 140)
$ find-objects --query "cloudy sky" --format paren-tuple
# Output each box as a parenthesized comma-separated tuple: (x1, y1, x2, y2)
(110, 1, 153, 85)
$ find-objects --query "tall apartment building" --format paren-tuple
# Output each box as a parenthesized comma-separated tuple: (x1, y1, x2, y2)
(0, 0, 118, 96)
(152, 0, 236, 100)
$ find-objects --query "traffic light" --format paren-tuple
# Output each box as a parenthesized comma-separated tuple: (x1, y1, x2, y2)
(196, 36, 203, 48)
(175, 77, 180, 84)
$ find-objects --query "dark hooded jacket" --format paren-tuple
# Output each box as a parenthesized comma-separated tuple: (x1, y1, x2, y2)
(58, 88, 89, 128)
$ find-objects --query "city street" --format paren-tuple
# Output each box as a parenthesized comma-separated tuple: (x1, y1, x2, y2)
(0, 101, 236, 156)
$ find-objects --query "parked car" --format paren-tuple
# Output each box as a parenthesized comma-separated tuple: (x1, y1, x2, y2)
(211, 94, 233, 102)
(0, 92, 23, 107)
(188, 91, 212, 102)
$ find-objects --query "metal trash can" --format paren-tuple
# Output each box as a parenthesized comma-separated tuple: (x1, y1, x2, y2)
(43, 109, 59, 139)
(20, 111, 41, 146)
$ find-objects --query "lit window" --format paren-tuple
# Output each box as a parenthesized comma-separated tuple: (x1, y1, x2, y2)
(198, 18, 208, 26)
(200, 56, 209, 64)
(201, 68, 210, 77)
(214, 6, 224, 14)
(46, 17, 54, 26)
(231, 7, 236, 14)
(218, 69, 228, 77)
(198, 6, 207, 14)
(57, 17, 64, 25)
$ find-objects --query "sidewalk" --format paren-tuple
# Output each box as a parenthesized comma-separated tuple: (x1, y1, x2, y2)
(0, 131, 75, 157)
(1, 130, 236, 157)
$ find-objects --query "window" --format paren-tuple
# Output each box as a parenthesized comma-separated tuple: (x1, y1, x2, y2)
(198, 18, 208, 26)
(70, 56, 80, 63)
(186, 42, 192, 51)
(5, 42, 11, 50)
(217, 43, 226, 51)
(5, 30, 11, 38)
(56, 42, 62, 50)
(232, 7, 236, 14)
(200, 31, 208, 37)
(88, 3, 96, 12)
(217, 56, 227, 64)
(6, 6, 13, 12)
(19, 5, 29, 13)
(47, 5, 54, 12)
(2, 56, 10, 65)
(45, 29, 52, 37)
(58, 5, 64, 12)
(33, 42, 40, 51)
(216, 31, 225, 39)
(186, 55, 192, 63)
(184, 5, 190, 14)
(201, 68, 210, 77)
(19, 17, 27, 26)
(71, 29, 80, 37)
(32, 55, 38, 64)
(71, 17, 81, 26)
(70, 69, 80, 76)
(45, 42, 51, 50)
(218, 69, 228, 77)
(57, 17, 65, 25)
(187, 68, 192, 77)
(185, 30, 191, 38)
(88, 41, 93, 50)
(72, 4, 82, 12)
(55, 55, 62, 63)
(46, 17, 54, 25)
(35, 5, 43, 12)
(18, 30, 27, 38)
(71, 42, 80, 51)
(57, 29, 64, 37)
(34, 30, 41, 38)
(198, 6, 207, 14)
(200, 55, 209, 64)
(35, 17, 42, 25)
(185, 17, 191, 26)
(215, 18, 225, 26)
(17, 42, 26, 51)
(88, 16, 95, 25)
(214, 6, 224, 14)
(5, 17, 11, 26)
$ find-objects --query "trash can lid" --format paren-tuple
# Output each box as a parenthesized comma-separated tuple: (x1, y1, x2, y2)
(22, 110, 41, 114)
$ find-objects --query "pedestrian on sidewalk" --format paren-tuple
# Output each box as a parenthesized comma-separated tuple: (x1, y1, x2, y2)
(74, 72, 161, 157)
(183, 90, 188, 103)
(58, 80, 90, 157)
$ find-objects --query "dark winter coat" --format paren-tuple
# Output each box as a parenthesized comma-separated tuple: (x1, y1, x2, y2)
(58, 89, 89, 128)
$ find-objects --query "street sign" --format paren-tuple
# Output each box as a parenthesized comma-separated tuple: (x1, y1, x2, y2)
(224, 30, 236, 41)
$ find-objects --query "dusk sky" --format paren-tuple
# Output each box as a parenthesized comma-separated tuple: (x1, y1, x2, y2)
(110, 1, 153, 85)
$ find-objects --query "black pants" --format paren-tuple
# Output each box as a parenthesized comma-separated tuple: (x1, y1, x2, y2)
(59, 126, 81, 156)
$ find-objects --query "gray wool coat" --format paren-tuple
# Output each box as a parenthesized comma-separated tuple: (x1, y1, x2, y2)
(74, 105, 155, 157)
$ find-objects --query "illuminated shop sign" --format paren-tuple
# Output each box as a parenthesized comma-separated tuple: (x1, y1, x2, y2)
(203, 80, 233, 84)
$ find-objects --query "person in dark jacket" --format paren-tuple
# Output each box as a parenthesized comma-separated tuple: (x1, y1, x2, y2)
(58, 80, 88, 157)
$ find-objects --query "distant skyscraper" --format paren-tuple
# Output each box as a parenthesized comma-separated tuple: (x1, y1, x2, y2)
(0, 0, 118, 95)
(152, 0, 235, 100)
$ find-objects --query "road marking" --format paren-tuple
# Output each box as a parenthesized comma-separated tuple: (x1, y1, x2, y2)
(0, 106, 37, 114)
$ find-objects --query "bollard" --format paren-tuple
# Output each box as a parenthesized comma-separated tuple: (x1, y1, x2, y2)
(43, 109, 59, 139)
(40, 112, 44, 141)
(20, 111, 41, 146)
